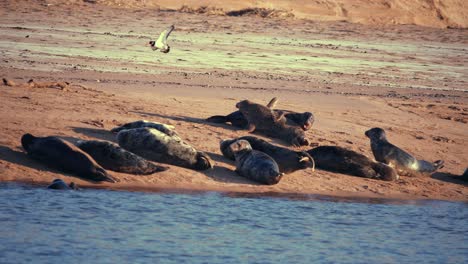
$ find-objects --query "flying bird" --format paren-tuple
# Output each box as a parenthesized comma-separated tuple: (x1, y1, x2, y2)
(149, 25, 174, 53)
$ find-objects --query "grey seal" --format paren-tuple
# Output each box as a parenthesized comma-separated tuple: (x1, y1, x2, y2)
(207, 97, 314, 131)
(307, 146, 398, 181)
(21, 133, 116, 183)
(76, 140, 169, 175)
(47, 179, 79, 190)
(365, 127, 444, 176)
(111, 120, 177, 136)
(220, 136, 314, 174)
(229, 140, 283, 185)
(236, 99, 309, 146)
(117, 127, 213, 170)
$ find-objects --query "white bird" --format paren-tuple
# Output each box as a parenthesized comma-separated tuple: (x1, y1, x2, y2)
(149, 25, 174, 53)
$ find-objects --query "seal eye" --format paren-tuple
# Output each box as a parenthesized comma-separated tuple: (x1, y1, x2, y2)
(149, 41, 155, 46)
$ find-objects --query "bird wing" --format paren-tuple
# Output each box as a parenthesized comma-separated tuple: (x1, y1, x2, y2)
(155, 25, 174, 48)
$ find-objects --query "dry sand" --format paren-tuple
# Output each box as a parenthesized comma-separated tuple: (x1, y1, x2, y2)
(0, 0, 467, 201)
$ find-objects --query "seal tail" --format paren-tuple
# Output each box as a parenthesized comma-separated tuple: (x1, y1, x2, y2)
(206, 115, 229, 124)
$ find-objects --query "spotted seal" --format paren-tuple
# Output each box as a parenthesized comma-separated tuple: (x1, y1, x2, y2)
(76, 140, 169, 175)
(229, 139, 283, 185)
(236, 100, 309, 146)
(47, 179, 79, 190)
(307, 146, 398, 181)
(365, 127, 444, 176)
(117, 127, 213, 170)
(220, 136, 314, 174)
(21, 133, 116, 183)
(111, 120, 177, 136)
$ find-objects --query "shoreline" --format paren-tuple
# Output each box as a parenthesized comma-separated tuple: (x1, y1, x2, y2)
(4, 178, 467, 204)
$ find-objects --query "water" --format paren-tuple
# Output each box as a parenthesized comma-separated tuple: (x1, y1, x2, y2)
(0, 183, 466, 264)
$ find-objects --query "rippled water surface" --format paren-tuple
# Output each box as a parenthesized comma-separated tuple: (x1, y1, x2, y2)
(0, 183, 466, 264)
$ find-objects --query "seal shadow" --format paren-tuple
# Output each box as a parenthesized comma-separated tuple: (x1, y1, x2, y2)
(0, 145, 110, 184)
(431, 172, 468, 186)
(130, 111, 244, 130)
(71, 127, 116, 142)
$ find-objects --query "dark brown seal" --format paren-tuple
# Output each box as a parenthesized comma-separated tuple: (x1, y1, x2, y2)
(76, 140, 169, 175)
(21, 133, 116, 183)
(206, 97, 314, 131)
(47, 179, 79, 190)
(236, 100, 309, 146)
(229, 140, 283, 185)
(220, 136, 314, 174)
(117, 127, 213, 170)
(365, 127, 444, 176)
(307, 146, 398, 181)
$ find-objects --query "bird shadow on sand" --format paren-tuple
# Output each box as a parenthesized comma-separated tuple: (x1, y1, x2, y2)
(0, 145, 110, 184)
(431, 172, 467, 186)
(71, 127, 116, 142)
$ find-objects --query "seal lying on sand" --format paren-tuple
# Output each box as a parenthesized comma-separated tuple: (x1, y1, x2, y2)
(47, 179, 79, 190)
(206, 97, 314, 131)
(111, 120, 177, 136)
(365, 127, 444, 176)
(76, 140, 169, 175)
(229, 140, 283, 185)
(236, 100, 309, 146)
(307, 146, 398, 181)
(21, 133, 116, 183)
(117, 128, 213, 170)
(220, 136, 314, 174)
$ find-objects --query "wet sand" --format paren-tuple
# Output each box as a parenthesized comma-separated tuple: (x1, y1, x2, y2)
(0, 1, 467, 201)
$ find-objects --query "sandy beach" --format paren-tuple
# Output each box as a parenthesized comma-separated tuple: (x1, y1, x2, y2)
(0, 0, 467, 201)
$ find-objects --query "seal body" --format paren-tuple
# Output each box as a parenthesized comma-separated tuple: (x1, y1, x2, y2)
(76, 140, 169, 175)
(229, 140, 283, 185)
(117, 128, 213, 170)
(236, 100, 309, 146)
(206, 97, 314, 131)
(47, 179, 79, 190)
(220, 136, 314, 174)
(207, 110, 314, 131)
(21, 133, 116, 183)
(307, 146, 398, 181)
(365, 127, 444, 176)
(236, 99, 285, 132)
(111, 120, 177, 136)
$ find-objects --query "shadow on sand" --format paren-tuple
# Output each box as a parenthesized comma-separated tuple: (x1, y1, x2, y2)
(431, 172, 467, 186)
(71, 127, 116, 142)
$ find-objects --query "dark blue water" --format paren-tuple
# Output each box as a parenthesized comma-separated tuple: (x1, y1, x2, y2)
(0, 183, 466, 264)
